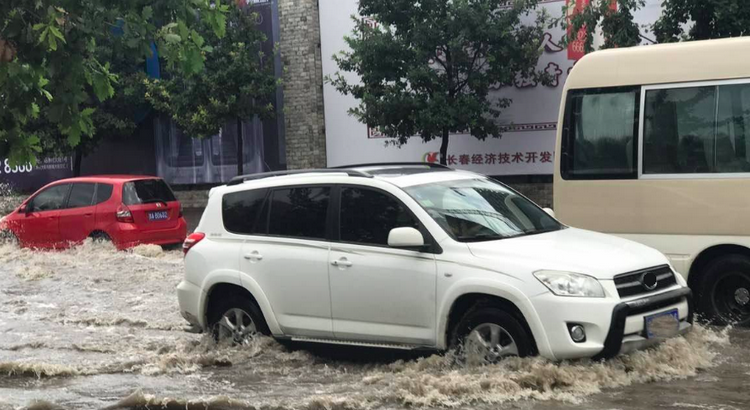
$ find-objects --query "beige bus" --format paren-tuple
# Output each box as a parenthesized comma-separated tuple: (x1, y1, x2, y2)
(554, 37, 750, 326)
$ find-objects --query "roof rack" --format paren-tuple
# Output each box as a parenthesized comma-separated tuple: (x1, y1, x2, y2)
(226, 169, 372, 186)
(331, 162, 451, 170)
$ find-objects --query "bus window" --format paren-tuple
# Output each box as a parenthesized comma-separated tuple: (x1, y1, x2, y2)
(643, 86, 716, 174)
(561, 87, 639, 180)
(716, 83, 750, 173)
(643, 82, 750, 175)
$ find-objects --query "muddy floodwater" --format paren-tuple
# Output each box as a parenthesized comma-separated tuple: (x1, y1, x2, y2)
(0, 241, 749, 410)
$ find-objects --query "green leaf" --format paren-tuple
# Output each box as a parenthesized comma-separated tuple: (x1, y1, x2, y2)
(142, 5, 153, 20)
(191, 30, 204, 47)
(48, 32, 57, 51)
(66, 123, 82, 146)
(32, 23, 46, 31)
(49, 26, 66, 43)
(37, 27, 49, 45)
(30, 103, 40, 119)
(164, 33, 181, 44)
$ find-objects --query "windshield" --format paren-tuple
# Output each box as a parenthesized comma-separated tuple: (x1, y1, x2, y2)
(404, 178, 563, 242)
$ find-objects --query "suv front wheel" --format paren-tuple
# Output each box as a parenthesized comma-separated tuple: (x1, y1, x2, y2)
(208, 295, 270, 344)
(450, 305, 534, 365)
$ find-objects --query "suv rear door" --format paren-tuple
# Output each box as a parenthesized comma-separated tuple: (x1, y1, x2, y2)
(235, 185, 334, 338)
(122, 178, 180, 230)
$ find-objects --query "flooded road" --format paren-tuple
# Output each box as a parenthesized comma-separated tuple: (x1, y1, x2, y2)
(0, 241, 748, 410)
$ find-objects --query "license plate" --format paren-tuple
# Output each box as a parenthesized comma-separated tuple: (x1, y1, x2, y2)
(645, 309, 679, 339)
(148, 211, 169, 221)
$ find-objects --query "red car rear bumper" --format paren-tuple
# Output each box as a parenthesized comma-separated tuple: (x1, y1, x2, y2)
(112, 217, 188, 249)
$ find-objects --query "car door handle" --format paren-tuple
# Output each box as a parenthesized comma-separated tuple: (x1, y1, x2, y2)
(331, 259, 353, 267)
(243, 251, 263, 261)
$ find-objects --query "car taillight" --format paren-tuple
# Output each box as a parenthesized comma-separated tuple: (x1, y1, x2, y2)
(116, 204, 134, 223)
(183, 232, 205, 255)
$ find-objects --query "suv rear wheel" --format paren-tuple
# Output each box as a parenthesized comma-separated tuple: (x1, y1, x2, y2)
(450, 305, 534, 364)
(208, 295, 269, 344)
(697, 254, 750, 326)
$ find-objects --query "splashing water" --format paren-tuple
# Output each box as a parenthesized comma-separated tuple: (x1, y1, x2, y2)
(0, 241, 740, 410)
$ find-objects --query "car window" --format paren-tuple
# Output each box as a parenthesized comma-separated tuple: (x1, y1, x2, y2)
(340, 187, 419, 246)
(267, 186, 330, 240)
(67, 183, 96, 208)
(405, 178, 562, 242)
(223, 188, 268, 234)
(122, 179, 177, 205)
(30, 184, 70, 212)
(94, 183, 113, 205)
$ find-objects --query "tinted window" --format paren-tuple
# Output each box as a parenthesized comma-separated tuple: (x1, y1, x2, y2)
(268, 186, 330, 240)
(643, 86, 716, 174)
(716, 83, 750, 173)
(223, 189, 268, 234)
(30, 184, 70, 212)
(122, 179, 177, 205)
(94, 183, 113, 205)
(340, 187, 419, 246)
(67, 183, 96, 208)
(562, 87, 639, 179)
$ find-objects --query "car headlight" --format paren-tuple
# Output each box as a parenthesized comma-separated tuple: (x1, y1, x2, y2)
(533, 270, 605, 298)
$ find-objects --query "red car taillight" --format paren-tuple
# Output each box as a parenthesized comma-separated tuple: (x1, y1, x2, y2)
(183, 232, 205, 255)
(116, 204, 134, 223)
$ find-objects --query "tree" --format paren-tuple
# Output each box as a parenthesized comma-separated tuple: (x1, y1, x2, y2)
(145, 6, 279, 176)
(330, 0, 547, 165)
(562, 0, 645, 55)
(0, 0, 231, 167)
(653, 0, 750, 42)
(565, 0, 750, 57)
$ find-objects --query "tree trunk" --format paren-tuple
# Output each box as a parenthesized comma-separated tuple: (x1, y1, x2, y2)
(439, 129, 450, 165)
(236, 118, 244, 176)
(73, 146, 83, 177)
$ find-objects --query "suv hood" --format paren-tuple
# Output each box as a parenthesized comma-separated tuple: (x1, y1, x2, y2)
(466, 227, 669, 280)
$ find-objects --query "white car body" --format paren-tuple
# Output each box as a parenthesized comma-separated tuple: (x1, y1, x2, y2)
(178, 165, 693, 360)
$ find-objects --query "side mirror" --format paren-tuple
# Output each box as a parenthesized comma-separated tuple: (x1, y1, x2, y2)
(18, 204, 28, 214)
(543, 208, 555, 218)
(388, 227, 425, 249)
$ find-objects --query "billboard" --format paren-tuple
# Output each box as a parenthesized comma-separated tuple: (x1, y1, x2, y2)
(320, 0, 661, 175)
(0, 157, 74, 192)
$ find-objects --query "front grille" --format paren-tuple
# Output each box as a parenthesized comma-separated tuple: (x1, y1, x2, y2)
(614, 265, 677, 298)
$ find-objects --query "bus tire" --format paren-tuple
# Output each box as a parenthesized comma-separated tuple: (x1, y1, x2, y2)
(697, 254, 750, 326)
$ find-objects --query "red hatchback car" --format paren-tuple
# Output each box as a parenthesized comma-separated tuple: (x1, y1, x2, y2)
(0, 175, 187, 250)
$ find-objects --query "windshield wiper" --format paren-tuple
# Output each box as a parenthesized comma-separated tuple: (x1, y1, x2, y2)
(456, 233, 507, 242)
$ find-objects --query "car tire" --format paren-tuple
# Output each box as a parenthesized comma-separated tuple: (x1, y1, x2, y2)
(450, 304, 534, 364)
(208, 295, 270, 345)
(697, 254, 750, 326)
(88, 231, 111, 243)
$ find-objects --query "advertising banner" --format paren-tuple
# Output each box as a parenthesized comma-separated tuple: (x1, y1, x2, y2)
(320, 0, 660, 175)
(0, 157, 74, 193)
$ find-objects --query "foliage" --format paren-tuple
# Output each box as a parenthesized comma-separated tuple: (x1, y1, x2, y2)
(330, 0, 547, 165)
(561, 0, 644, 55)
(0, 0, 230, 166)
(653, 0, 750, 42)
(564, 0, 750, 57)
(145, 7, 278, 139)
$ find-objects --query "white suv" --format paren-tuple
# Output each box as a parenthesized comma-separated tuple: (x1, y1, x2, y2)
(178, 164, 693, 361)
